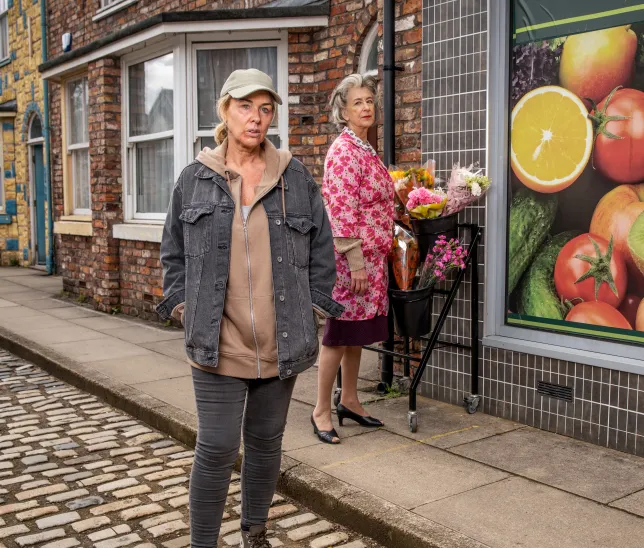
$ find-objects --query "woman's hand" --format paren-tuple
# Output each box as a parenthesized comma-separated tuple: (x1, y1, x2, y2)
(351, 269, 368, 296)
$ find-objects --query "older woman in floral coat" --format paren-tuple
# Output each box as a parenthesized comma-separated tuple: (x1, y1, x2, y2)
(312, 73, 394, 444)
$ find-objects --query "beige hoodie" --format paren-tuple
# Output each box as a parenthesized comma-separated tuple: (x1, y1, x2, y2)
(182, 139, 293, 379)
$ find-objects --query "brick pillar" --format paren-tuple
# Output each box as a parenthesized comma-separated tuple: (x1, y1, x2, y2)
(88, 57, 122, 312)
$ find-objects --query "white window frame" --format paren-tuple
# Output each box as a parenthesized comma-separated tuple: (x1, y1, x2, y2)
(483, 0, 644, 375)
(66, 76, 91, 216)
(359, 23, 379, 77)
(190, 37, 288, 155)
(0, 0, 9, 63)
(122, 38, 187, 223)
(94, 0, 138, 22)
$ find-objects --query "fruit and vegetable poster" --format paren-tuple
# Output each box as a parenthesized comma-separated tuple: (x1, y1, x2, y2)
(507, 1, 644, 343)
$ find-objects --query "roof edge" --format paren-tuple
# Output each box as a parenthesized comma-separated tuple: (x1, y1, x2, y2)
(39, 6, 329, 73)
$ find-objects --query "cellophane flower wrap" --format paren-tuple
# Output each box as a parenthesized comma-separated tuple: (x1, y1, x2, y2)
(389, 224, 420, 291)
(406, 187, 448, 219)
(444, 163, 491, 215)
(389, 166, 413, 227)
(416, 235, 468, 290)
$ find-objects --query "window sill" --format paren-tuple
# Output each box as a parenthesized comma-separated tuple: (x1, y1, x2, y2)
(60, 215, 92, 223)
(0, 58, 10, 68)
(54, 221, 93, 237)
(113, 223, 163, 243)
(92, 0, 138, 22)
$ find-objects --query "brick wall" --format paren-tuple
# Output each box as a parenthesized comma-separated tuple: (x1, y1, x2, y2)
(0, 0, 47, 266)
(47, 0, 274, 60)
(48, 0, 422, 319)
(288, 0, 422, 180)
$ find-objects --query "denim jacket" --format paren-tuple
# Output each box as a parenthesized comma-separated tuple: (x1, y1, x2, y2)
(156, 158, 344, 379)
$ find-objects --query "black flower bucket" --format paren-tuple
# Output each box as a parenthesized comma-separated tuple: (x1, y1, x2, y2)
(389, 285, 434, 339)
(410, 213, 459, 262)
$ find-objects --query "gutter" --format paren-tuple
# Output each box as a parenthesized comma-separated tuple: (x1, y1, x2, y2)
(41, 0, 55, 275)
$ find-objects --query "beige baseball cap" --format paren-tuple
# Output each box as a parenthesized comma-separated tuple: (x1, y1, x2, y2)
(220, 68, 283, 105)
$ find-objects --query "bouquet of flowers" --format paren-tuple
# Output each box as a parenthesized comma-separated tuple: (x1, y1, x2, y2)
(406, 187, 448, 220)
(390, 168, 414, 226)
(444, 164, 491, 215)
(416, 235, 468, 290)
(389, 224, 420, 290)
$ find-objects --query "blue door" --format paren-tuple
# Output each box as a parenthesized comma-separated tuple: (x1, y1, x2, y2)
(33, 145, 46, 265)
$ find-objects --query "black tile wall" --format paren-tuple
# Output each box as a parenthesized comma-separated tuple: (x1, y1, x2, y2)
(420, 0, 644, 457)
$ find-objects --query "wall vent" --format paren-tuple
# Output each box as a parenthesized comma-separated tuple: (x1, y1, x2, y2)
(537, 381, 573, 402)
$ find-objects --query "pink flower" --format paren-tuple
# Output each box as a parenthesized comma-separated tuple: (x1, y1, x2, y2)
(407, 187, 445, 210)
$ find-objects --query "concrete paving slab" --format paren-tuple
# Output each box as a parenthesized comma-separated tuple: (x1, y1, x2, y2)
(69, 316, 132, 331)
(0, 315, 69, 331)
(0, 268, 40, 277)
(49, 336, 150, 363)
(450, 427, 644, 503)
(367, 396, 525, 448)
(7, 291, 62, 304)
(0, 305, 50, 319)
(292, 368, 380, 408)
(23, 298, 74, 310)
(134, 375, 196, 415)
(610, 489, 644, 518)
(140, 339, 186, 361)
(416, 476, 644, 548)
(44, 307, 102, 320)
(104, 326, 184, 344)
(0, 287, 43, 297)
(357, 350, 380, 382)
(286, 429, 508, 509)
(19, 325, 109, 345)
(88, 352, 191, 385)
(7, 276, 62, 290)
(0, 298, 18, 308)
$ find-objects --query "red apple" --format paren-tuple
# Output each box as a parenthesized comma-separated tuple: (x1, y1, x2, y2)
(560, 25, 637, 107)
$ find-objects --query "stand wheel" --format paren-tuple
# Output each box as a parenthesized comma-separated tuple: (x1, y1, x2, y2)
(464, 395, 481, 415)
(333, 389, 342, 408)
(408, 412, 418, 433)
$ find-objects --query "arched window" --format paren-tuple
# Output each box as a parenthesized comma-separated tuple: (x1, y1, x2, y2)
(29, 115, 43, 142)
(359, 23, 379, 77)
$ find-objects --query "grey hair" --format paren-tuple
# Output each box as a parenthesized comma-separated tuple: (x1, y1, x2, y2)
(329, 73, 378, 129)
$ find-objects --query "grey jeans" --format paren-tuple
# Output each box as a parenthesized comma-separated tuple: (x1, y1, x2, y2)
(189, 367, 296, 547)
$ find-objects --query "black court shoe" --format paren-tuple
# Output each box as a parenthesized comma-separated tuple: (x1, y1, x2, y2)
(336, 403, 384, 427)
(311, 414, 341, 444)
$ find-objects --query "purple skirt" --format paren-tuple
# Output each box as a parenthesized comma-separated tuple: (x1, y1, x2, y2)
(322, 315, 389, 347)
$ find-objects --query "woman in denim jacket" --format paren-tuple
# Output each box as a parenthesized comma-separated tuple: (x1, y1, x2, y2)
(157, 69, 342, 548)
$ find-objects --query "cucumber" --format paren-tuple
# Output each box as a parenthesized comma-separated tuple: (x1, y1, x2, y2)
(507, 188, 558, 294)
(518, 231, 580, 320)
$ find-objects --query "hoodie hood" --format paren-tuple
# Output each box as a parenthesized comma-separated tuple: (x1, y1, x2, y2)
(196, 138, 292, 190)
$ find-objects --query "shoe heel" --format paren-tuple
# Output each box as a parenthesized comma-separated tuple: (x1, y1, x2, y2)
(338, 416, 344, 427)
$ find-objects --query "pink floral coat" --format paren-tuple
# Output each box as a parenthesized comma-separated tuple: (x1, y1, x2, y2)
(322, 128, 394, 321)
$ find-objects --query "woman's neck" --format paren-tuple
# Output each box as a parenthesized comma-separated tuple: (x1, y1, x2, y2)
(225, 138, 263, 170)
(347, 124, 369, 143)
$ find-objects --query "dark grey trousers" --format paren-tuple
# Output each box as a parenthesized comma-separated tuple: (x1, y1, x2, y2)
(189, 367, 296, 547)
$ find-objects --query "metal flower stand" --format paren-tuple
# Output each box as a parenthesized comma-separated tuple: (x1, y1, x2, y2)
(333, 223, 482, 433)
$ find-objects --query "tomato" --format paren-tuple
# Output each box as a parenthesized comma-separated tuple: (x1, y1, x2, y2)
(591, 88, 644, 184)
(618, 294, 642, 328)
(554, 233, 628, 308)
(566, 301, 632, 329)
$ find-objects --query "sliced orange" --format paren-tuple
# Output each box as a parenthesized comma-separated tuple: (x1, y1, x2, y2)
(511, 86, 593, 194)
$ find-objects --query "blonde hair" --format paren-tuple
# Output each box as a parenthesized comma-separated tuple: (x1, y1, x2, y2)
(213, 93, 279, 145)
(329, 73, 378, 129)
(214, 95, 233, 145)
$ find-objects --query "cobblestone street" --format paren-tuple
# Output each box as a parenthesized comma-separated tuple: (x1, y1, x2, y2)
(0, 350, 378, 548)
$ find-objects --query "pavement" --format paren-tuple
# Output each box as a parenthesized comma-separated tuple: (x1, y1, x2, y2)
(0, 350, 377, 548)
(0, 268, 643, 548)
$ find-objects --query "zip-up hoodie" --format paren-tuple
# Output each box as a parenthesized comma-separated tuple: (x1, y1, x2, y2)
(188, 139, 293, 379)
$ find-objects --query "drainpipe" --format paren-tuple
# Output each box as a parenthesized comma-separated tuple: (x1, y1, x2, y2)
(380, 0, 395, 389)
(41, 0, 55, 275)
(382, 0, 395, 167)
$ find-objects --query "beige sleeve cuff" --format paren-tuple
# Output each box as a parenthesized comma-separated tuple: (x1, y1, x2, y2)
(334, 237, 365, 272)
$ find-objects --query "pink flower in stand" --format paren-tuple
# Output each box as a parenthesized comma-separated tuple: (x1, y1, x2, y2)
(407, 187, 445, 210)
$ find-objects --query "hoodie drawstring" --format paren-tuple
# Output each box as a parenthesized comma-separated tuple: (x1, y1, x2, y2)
(281, 176, 286, 222)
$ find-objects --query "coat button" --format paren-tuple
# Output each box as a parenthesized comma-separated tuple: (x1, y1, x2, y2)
(215, 282, 224, 290)
(277, 256, 283, 263)
(276, 219, 281, 225)
(287, 369, 292, 375)
(279, 295, 285, 302)
(282, 332, 288, 338)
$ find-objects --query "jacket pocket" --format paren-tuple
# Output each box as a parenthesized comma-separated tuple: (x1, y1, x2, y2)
(285, 216, 315, 269)
(180, 202, 215, 257)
